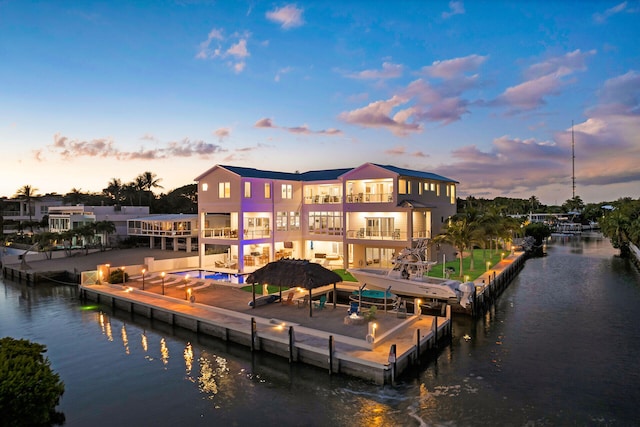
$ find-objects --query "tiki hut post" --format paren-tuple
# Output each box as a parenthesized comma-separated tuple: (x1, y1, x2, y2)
(333, 282, 337, 309)
(252, 282, 256, 309)
(309, 288, 313, 317)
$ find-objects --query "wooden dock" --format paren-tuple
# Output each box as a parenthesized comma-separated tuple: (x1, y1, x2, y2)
(79, 282, 452, 385)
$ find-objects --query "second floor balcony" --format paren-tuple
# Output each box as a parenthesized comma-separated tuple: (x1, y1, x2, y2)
(345, 193, 393, 203)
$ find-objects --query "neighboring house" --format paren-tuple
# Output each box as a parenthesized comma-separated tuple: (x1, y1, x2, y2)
(195, 163, 458, 273)
(127, 214, 198, 252)
(48, 205, 149, 246)
(1, 194, 64, 233)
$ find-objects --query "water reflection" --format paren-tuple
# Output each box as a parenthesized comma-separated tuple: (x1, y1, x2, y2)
(121, 324, 129, 355)
(160, 338, 169, 366)
(184, 342, 193, 376)
(141, 331, 148, 353)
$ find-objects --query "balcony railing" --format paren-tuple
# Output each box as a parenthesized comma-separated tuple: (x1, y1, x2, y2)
(304, 195, 342, 204)
(201, 227, 271, 239)
(201, 227, 238, 239)
(346, 229, 432, 240)
(308, 228, 343, 236)
(128, 228, 196, 237)
(345, 193, 394, 203)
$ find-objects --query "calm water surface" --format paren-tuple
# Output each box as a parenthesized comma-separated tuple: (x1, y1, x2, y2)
(2, 234, 639, 426)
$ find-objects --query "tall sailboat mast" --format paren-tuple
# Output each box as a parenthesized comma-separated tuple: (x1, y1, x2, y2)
(572, 121, 576, 199)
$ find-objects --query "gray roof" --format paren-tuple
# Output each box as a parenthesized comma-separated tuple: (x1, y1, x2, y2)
(374, 164, 458, 183)
(199, 164, 457, 184)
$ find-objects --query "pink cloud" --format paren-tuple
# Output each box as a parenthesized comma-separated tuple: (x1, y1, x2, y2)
(254, 117, 343, 136)
(213, 127, 231, 142)
(384, 146, 406, 155)
(266, 4, 304, 29)
(347, 62, 404, 80)
(421, 54, 487, 79)
(338, 95, 422, 136)
(254, 118, 275, 128)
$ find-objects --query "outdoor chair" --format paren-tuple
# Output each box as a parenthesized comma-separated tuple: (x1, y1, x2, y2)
(282, 292, 294, 305)
(297, 295, 309, 308)
(314, 295, 327, 309)
(347, 301, 360, 316)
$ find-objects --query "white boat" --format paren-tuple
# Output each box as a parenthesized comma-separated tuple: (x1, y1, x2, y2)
(348, 240, 475, 308)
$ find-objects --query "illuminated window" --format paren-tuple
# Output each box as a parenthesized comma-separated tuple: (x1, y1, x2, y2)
(264, 183, 271, 199)
(281, 184, 292, 199)
(436, 184, 440, 197)
(218, 182, 230, 198)
(289, 211, 300, 230)
(450, 184, 456, 204)
(244, 182, 251, 198)
(398, 179, 407, 194)
(202, 183, 208, 191)
(430, 182, 436, 192)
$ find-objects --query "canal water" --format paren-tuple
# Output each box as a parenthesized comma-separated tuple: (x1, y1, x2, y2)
(2, 234, 639, 426)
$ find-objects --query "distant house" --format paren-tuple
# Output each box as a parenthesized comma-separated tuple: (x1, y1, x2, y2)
(1, 194, 64, 234)
(127, 214, 198, 252)
(194, 163, 458, 273)
(48, 205, 150, 246)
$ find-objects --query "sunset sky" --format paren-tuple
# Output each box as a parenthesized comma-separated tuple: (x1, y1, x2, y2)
(1, 1, 638, 205)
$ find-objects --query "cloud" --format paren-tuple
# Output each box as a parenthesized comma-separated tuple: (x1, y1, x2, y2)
(254, 117, 343, 136)
(593, 1, 634, 23)
(589, 70, 640, 115)
(421, 54, 487, 79)
(346, 62, 404, 80)
(340, 54, 486, 133)
(213, 127, 231, 142)
(42, 133, 225, 161)
(442, 1, 465, 19)
(266, 4, 304, 29)
(384, 146, 407, 155)
(338, 96, 422, 136)
(434, 72, 640, 200)
(196, 28, 250, 73)
(275, 66, 292, 82)
(493, 50, 596, 113)
(254, 118, 275, 128)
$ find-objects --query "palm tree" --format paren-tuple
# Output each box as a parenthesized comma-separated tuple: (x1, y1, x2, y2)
(95, 220, 116, 249)
(14, 185, 39, 233)
(600, 208, 631, 257)
(139, 171, 163, 207)
(433, 216, 478, 278)
(103, 178, 124, 204)
(64, 188, 85, 205)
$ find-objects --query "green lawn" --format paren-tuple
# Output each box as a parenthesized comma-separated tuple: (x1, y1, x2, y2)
(240, 284, 291, 294)
(339, 249, 506, 283)
(428, 249, 506, 281)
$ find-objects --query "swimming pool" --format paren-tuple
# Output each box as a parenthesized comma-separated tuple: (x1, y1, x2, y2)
(172, 270, 246, 284)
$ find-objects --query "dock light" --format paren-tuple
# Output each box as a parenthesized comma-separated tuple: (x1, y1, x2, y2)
(186, 287, 192, 301)
(501, 252, 505, 261)
(98, 271, 103, 285)
(121, 267, 126, 285)
(416, 299, 422, 315)
(486, 261, 491, 272)
(464, 275, 470, 282)
(141, 268, 146, 290)
(106, 264, 111, 283)
(161, 272, 166, 295)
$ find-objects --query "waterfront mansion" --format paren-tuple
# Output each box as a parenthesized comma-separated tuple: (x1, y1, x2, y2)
(195, 163, 458, 273)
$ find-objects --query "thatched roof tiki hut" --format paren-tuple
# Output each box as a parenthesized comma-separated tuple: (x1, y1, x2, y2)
(246, 259, 342, 317)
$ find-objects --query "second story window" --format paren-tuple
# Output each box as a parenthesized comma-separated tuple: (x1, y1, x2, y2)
(398, 179, 407, 195)
(281, 184, 292, 199)
(202, 183, 208, 191)
(218, 182, 230, 199)
(264, 183, 271, 199)
(244, 182, 252, 198)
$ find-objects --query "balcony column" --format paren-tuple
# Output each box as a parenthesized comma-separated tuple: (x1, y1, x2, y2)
(186, 237, 192, 253)
(173, 237, 178, 252)
(161, 237, 166, 250)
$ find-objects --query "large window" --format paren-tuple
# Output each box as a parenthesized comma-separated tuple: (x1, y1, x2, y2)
(398, 179, 407, 194)
(218, 182, 230, 198)
(281, 184, 292, 199)
(244, 182, 251, 198)
(276, 211, 300, 231)
(264, 183, 271, 199)
(449, 184, 456, 204)
(308, 211, 342, 235)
